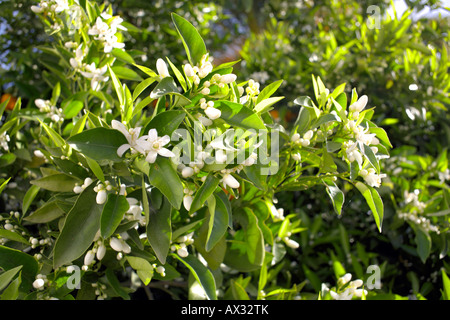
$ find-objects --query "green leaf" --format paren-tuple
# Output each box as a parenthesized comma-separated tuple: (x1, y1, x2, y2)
(363, 144, 380, 173)
(354, 181, 384, 232)
(148, 157, 184, 210)
(0, 153, 15, 168)
(132, 77, 157, 102)
(111, 66, 143, 81)
(143, 110, 186, 138)
(126, 256, 154, 286)
(85, 156, 105, 182)
(22, 185, 40, 215)
(442, 269, 450, 300)
(189, 174, 220, 214)
(24, 200, 65, 223)
(254, 96, 284, 114)
(105, 269, 130, 300)
(53, 183, 103, 269)
(111, 48, 136, 64)
(173, 254, 217, 300)
(0, 266, 22, 292)
(414, 225, 431, 263)
(1, 274, 21, 300)
(147, 195, 172, 264)
(100, 194, 130, 239)
(0, 230, 29, 245)
(0, 246, 38, 292)
(107, 64, 124, 107)
(68, 127, 128, 162)
(325, 181, 344, 215)
(39, 120, 66, 148)
(0, 178, 11, 195)
(256, 80, 283, 104)
(31, 174, 81, 192)
(215, 100, 266, 130)
(63, 100, 84, 119)
(205, 193, 230, 252)
(231, 280, 250, 300)
(171, 13, 207, 66)
(166, 57, 187, 92)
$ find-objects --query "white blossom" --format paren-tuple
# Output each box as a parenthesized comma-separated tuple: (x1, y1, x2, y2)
(80, 63, 109, 91)
(112, 120, 146, 156)
(141, 129, 175, 163)
(156, 58, 170, 78)
(204, 106, 221, 120)
(222, 173, 240, 189)
(360, 168, 386, 188)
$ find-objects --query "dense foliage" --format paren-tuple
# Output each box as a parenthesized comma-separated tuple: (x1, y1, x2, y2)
(0, 0, 449, 300)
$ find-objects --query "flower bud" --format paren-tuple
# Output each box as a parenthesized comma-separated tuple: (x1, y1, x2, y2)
(291, 133, 300, 143)
(96, 189, 107, 204)
(110, 237, 123, 252)
(177, 247, 189, 258)
(223, 174, 240, 189)
(96, 243, 106, 260)
(303, 130, 314, 140)
(204, 106, 221, 120)
(183, 195, 193, 211)
(33, 278, 45, 290)
(84, 250, 95, 266)
(181, 166, 195, 178)
(156, 58, 169, 78)
(184, 64, 195, 77)
(220, 73, 237, 84)
(292, 153, 301, 162)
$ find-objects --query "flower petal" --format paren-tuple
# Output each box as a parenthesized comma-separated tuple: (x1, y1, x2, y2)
(147, 128, 158, 142)
(145, 150, 158, 163)
(117, 144, 131, 157)
(158, 148, 175, 158)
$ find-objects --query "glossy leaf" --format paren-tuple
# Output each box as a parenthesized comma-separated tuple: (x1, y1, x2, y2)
(148, 157, 184, 210)
(171, 13, 207, 66)
(215, 100, 266, 130)
(354, 181, 384, 232)
(146, 195, 172, 264)
(100, 193, 130, 239)
(68, 127, 128, 162)
(0, 246, 38, 291)
(53, 184, 103, 269)
(31, 174, 81, 192)
(189, 174, 220, 214)
(173, 254, 217, 300)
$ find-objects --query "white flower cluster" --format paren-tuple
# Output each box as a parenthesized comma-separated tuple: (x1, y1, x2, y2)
(239, 79, 261, 104)
(291, 129, 314, 147)
(112, 121, 175, 164)
(182, 54, 237, 96)
(322, 273, 367, 300)
(110, 236, 131, 260)
(73, 177, 94, 194)
(34, 99, 64, 123)
(31, 0, 69, 14)
(171, 232, 194, 258)
(125, 198, 145, 226)
(90, 281, 108, 300)
(88, 13, 126, 53)
(82, 240, 107, 270)
(32, 274, 49, 290)
(344, 95, 387, 188)
(399, 191, 439, 234)
(359, 168, 387, 189)
(68, 44, 110, 91)
(0, 132, 10, 151)
(199, 98, 221, 121)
